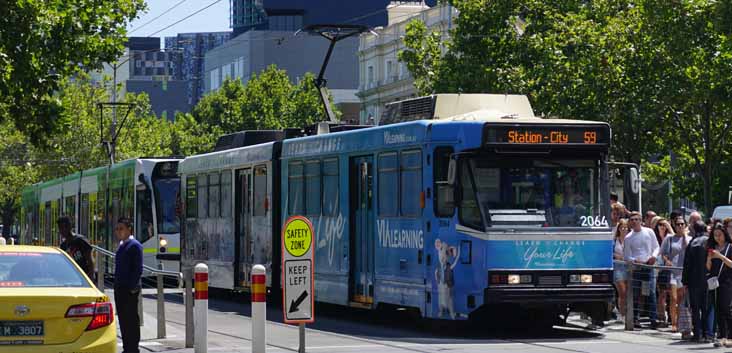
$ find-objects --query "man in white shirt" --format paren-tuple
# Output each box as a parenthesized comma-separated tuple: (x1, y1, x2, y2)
(624, 211, 660, 328)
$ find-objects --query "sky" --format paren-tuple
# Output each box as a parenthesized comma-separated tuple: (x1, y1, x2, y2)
(126, 0, 231, 43)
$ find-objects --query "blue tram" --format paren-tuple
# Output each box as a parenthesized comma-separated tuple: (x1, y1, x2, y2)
(179, 94, 614, 322)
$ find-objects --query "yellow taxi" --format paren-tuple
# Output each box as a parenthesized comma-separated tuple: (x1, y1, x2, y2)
(0, 246, 116, 352)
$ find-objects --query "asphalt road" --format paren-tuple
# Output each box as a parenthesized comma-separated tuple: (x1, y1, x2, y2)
(114, 290, 728, 353)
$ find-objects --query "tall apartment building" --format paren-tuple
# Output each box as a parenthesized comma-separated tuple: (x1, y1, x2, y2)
(164, 32, 231, 107)
(92, 37, 190, 120)
(206, 0, 437, 123)
(357, 2, 457, 125)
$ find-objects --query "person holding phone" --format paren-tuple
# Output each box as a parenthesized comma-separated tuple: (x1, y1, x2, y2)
(707, 224, 732, 347)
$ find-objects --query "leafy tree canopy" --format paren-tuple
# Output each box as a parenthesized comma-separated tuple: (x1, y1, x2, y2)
(193, 65, 340, 134)
(399, 0, 732, 213)
(0, 0, 145, 144)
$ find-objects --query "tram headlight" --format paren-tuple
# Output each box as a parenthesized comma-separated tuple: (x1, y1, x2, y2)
(160, 238, 168, 247)
(570, 274, 594, 283)
(507, 274, 532, 284)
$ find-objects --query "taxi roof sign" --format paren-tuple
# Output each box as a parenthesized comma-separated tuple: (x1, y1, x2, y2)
(282, 216, 315, 324)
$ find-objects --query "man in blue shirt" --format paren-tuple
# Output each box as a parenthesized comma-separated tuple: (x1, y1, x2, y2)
(114, 217, 143, 353)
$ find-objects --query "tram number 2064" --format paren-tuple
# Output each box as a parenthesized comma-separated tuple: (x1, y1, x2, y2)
(580, 216, 609, 227)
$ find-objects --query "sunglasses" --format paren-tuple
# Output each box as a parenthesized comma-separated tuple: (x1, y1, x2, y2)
(676, 223, 686, 226)
(630, 218, 641, 221)
(619, 227, 629, 231)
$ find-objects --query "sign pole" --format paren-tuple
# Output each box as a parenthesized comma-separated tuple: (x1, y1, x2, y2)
(299, 323, 305, 353)
(282, 215, 315, 351)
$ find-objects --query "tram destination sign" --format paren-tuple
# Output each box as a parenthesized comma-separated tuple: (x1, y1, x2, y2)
(282, 216, 315, 324)
(484, 124, 610, 146)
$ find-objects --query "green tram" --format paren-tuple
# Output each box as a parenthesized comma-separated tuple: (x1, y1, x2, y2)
(20, 158, 181, 270)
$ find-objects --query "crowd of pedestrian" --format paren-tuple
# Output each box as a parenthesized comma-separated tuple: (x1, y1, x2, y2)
(612, 201, 732, 347)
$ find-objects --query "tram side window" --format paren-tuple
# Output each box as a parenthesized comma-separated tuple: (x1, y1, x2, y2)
(209, 173, 220, 218)
(80, 194, 90, 238)
(434, 147, 455, 217)
(197, 174, 208, 218)
(221, 171, 232, 219)
(378, 152, 399, 217)
(288, 162, 305, 214)
(186, 177, 197, 218)
(65, 196, 75, 218)
(253, 166, 267, 217)
(459, 161, 483, 230)
(322, 158, 339, 216)
(400, 150, 422, 217)
(305, 160, 321, 216)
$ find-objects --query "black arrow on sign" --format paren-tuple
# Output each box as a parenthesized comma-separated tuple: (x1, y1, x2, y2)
(289, 290, 308, 313)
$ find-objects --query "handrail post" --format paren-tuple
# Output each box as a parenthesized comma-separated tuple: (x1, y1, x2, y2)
(157, 262, 167, 339)
(625, 262, 634, 331)
(96, 249, 104, 289)
(138, 287, 144, 326)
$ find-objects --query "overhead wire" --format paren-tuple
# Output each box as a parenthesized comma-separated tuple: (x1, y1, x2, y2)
(129, 0, 189, 34)
(145, 0, 225, 38)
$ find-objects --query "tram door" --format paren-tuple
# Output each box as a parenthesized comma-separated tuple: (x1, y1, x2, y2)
(235, 168, 253, 289)
(349, 156, 375, 304)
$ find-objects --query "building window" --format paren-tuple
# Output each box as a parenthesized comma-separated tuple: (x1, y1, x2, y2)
(378, 152, 399, 217)
(367, 66, 374, 84)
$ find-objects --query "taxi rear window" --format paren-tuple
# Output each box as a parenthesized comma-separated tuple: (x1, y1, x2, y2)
(0, 252, 90, 288)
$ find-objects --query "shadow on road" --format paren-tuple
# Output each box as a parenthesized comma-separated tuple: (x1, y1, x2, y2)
(154, 290, 602, 345)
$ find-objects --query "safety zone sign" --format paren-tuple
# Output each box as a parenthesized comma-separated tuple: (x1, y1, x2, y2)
(282, 216, 315, 323)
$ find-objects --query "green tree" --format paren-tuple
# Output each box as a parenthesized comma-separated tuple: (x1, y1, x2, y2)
(399, 0, 732, 214)
(0, 123, 39, 237)
(170, 112, 220, 156)
(0, 0, 145, 144)
(193, 65, 339, 133)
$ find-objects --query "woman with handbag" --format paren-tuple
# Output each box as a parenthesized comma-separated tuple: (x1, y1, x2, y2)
(655, 218, 675, 327)
(661, 218, 691, 332)
(706, 223, 732, 347)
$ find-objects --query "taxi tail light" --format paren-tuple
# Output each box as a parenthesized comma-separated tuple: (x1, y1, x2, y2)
(66, 302, 114, 331)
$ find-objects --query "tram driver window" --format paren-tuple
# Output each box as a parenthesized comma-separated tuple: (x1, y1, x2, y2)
(458, 161, 483, 230)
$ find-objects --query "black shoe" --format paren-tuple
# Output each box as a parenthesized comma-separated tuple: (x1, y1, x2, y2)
(649, 321, 658, 329)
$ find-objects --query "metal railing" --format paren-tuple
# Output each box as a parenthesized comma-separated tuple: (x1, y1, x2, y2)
(92, 244, 182, 339)
(614, 260, 686, 332)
